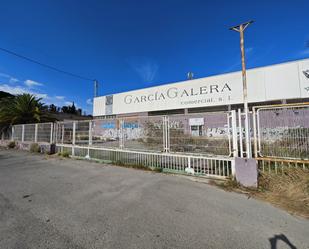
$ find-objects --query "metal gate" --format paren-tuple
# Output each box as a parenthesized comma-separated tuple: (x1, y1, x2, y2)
(54, 111, 238, 158)
(253, 103, 309, 160)
(252, 103, 309, 172)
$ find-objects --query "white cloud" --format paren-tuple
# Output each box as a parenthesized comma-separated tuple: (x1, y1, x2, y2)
(127, 57, 159, 83)
(224, 47, 256, 72)
(0, 83, 57, 104)
(0, 73, 12, 79)
(245, 47, 253, 53)
(65, 101, 73, 106)
(301, 49, 309, 56)
(9, 78, 19, 83)
(0, 83, 48, 99)
(0, 82, 83, 111)
(0, 72, 20, 84)
(0, 84, 28, 95)
(24, 79, 44, 88)
(86, 98, 92, 105)
(36, 93, 48, 99)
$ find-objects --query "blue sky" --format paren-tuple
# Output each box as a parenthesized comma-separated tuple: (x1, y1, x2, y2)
(0, 0, 308, 114)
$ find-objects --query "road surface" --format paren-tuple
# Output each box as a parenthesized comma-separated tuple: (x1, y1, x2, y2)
(0, 148, 308, 249)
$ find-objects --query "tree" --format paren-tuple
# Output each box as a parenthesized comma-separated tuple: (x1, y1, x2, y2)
(49, 104, 57, 113)
(61, 102, 82, 115)
(0, 93, 52, 127)
(61, 106, 69, 113)
(0, 91, 14, 100)
(69, 102, 77, 114)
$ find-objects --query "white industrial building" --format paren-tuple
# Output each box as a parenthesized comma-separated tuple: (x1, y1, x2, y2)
(93, 58, 309, 117)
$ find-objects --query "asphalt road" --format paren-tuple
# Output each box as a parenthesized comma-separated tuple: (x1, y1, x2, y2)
(0, 148, 308, 249)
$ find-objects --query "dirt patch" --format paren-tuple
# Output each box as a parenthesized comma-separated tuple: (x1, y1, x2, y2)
(210, 168, 309, 218)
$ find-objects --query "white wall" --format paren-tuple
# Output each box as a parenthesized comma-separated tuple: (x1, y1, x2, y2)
(93, 58, 309, 116)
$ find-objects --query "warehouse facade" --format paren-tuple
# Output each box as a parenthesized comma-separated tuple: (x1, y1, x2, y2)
(93, 58, 309, 117)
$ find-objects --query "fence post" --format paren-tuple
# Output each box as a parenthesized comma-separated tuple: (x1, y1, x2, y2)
(231, 110, 238, 157)
(34, 124, 38, 143)
(86, 121, 92, 159)
(53, 123, 56, 144)
(61, 124, 64, 144)
(231, 159, 236, 177)
(50, 123, 53, 144)
(119, 119, 124, 149)
(166, 116, 170, 153)
(244, 110, 252, 158)
(163, 116, 170, 153)
(72, 121, 76, 156)
(162, 116, 165, 152)
(22, 125, 25, 143)
(238, 109, 244, 158)
(11, 126, 14, 141)
(252, 107, 258, 158)
(88, 120, 92, 146)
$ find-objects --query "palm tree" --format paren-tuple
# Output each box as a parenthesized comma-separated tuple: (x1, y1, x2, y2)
(0, 93, 52, 127)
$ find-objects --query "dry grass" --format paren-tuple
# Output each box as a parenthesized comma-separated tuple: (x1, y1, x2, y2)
(211, 168, 309, 218)
(256, 169, 309, 218)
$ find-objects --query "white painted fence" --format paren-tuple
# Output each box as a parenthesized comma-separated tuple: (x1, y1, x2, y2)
(2, 104, 309, 176)
(57, 144, 235, 179)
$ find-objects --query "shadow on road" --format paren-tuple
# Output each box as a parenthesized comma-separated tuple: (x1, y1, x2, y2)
(269, 234, 297, 249)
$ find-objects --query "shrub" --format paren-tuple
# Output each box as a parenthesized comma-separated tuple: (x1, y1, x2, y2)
(62, 151, 70, 157)
(58, 151, 70, 157)
(30, 143, 40, 153)
(7, 141, 16, 149)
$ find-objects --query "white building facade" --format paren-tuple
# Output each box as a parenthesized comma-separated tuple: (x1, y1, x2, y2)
(93, 58, 309, 117)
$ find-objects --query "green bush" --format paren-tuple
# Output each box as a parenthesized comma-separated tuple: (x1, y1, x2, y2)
(7, 141, 16, 149)
(30, 143, 40, 153)
(58, 151, 70, 157)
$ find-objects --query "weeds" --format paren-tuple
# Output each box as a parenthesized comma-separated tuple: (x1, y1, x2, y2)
(30, 143, 40, 153)
(7, 141, 16, 149)
(58, 151, 70, 158)
(111, 160, 162, 172)
(211, 168, 309, 218)
(256, 169, 309, 217)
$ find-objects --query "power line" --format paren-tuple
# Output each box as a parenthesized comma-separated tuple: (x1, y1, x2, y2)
(0, 47, 94, 81)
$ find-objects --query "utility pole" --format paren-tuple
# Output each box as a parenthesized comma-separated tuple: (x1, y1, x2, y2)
(230, 20, 253, 158)
(94, 79, 99, 97)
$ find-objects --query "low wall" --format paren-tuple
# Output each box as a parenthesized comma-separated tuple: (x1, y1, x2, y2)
(0, 140, 54, 154)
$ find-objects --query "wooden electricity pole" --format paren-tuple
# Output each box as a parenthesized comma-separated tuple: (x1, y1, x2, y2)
(230, 20, 254, 158)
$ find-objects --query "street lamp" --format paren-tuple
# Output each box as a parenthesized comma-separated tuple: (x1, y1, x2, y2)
(230, 20, 254, 158)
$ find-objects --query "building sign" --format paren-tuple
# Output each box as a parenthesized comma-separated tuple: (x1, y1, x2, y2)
(189, 118, 204, 126)
(110, 73, 243, 115)
(93, 58, 309, 116)
(123, 84, 232, 105)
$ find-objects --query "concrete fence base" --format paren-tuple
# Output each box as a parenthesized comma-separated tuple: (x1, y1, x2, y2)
(0, 140, 55, 154)
(234, 158, 258, 188)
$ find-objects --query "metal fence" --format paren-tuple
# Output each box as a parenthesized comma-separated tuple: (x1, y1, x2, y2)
(56, 144, 235, 179)
(54, 112, 235, 157)
(11, 123, 53, 144)
(2, 104, 309, 176)
(3, 111, 235, 158)
(253, 104, 309, 160)
(257, 158, 309, 173)
(0, 112, 236, 179)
